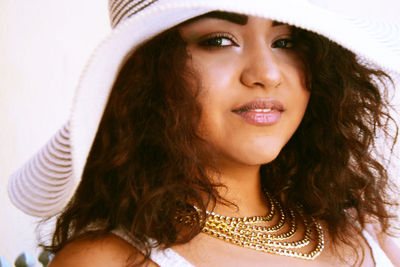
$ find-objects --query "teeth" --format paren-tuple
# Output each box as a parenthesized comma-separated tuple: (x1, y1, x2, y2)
(253, 109, 272, 112)
(237, 108, 273, 113)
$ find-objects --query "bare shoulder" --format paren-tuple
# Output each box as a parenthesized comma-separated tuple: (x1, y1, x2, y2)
(48, 234, 158, 267)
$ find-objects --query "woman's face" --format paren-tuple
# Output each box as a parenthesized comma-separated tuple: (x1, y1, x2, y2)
(179, 12, 310, 169)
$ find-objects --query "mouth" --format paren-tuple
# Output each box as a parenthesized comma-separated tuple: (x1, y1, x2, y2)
(232, 98, 285, 126)
(233, 98, 285, 113)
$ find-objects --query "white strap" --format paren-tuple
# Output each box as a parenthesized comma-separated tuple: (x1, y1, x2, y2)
(362, 230, 394, 267)
(149, 247, 194, 267)
(111, 229, 194, 267)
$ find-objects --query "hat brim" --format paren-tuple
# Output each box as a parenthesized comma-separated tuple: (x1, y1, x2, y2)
(9, 0, 400, 217)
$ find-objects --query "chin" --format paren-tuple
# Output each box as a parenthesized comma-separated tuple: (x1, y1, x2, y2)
(255, 142, 285, 163)
(255, 153, 281, 165)
(237, 147, 283, 166)
(213, 137, 288, 168)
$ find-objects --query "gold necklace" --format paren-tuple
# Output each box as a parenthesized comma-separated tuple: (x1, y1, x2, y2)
(177, 192, 325, 260)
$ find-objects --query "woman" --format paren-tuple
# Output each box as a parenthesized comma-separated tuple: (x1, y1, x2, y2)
(8, 0, 400, 266)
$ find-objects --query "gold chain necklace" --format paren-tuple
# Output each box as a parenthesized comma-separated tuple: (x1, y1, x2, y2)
(177, 192, 325, 260)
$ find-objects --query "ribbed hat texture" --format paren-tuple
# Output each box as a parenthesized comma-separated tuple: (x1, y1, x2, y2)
(108, 0, 159, 28)
(8, 0, 400, 217)
(9, 123, 72, 216)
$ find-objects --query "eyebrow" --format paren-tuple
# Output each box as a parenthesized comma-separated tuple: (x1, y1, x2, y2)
(191, 11, 248, 25)
(182, 11, 285, 27)
(272, 21, 285, 27)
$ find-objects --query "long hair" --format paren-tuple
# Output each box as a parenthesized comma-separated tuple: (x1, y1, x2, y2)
(46, 21, 398, 263)
(262, 29, 399, 252)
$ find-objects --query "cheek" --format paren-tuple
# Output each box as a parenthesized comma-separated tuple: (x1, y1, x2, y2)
(195, 90, 227, 144)
(282, 59, 310, 118)
(189, 53, 240, 136)
(190, 52, 240, 90)
(290, 77, 310, 120)
(284, 84, 310, 136)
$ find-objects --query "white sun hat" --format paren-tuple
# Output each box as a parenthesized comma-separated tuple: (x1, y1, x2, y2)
(8, 0, 400, 217)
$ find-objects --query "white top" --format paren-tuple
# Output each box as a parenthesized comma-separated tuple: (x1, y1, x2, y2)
(112, 229, 194, 267)
(145, 247, 194, 267)
(362, 230, 394, 267)
(112, 229, 393, 267)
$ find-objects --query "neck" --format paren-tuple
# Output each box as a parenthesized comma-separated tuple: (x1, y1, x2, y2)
(210, 164, 269, 217)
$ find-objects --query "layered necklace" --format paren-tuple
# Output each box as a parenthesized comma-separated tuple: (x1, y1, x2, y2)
(176, 192, 325, 260)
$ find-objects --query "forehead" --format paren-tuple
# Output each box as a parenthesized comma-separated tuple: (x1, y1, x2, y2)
(181, 11, 285, 27)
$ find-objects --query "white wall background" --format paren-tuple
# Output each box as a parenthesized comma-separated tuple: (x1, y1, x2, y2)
(0, 0, 109, 265)
(0, 0, 400, 266)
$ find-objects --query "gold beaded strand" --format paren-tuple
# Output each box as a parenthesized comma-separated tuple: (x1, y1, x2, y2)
(176, 192, 325, 260)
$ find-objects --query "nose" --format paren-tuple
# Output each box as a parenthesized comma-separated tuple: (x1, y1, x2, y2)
(240, 43, 282, 89)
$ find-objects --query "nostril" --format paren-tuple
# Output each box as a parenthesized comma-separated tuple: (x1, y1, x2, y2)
(253, 82, 264, 87)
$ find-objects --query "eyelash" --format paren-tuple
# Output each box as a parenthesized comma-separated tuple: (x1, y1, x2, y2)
(198, 34, 295, 49)
(272, 38, 294, 49)
(198, 33, 238, 48)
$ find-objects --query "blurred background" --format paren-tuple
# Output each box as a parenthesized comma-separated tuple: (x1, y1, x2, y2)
(0, 0, 399, 266)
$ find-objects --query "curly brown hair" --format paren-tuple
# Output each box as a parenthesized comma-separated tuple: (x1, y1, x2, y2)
(45, 18, 398, 264)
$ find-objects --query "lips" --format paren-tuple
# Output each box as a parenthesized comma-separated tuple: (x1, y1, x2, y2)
(232, 98, 285, 126)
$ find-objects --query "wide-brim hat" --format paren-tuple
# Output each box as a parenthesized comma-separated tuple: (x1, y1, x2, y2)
(8, 0, 400, 217)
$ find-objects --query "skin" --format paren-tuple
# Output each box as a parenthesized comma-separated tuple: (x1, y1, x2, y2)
(49, 14, 400, 267)
(180, 14, 310, 217)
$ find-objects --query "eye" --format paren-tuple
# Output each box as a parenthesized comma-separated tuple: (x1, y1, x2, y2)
(198, 33, 238, 48)
(272, 38, 294, 49)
